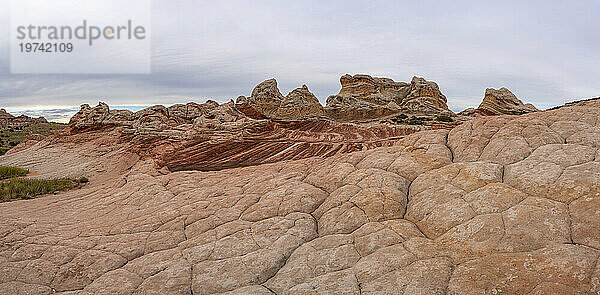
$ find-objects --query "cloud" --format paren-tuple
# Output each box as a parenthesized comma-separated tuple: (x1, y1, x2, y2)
(0, 0, 599, 112)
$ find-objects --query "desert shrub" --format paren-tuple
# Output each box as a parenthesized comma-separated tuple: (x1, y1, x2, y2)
(78, 176, 89, 183)
(406, 117, 432, 125)
(407, 117, 423, 125)
(0, 147, 10, 156)
(390, 113, 408, 123)
(436, 115, 454, 122)
(0, 122, 67, 156)
(0, 166, 28, 180)
(0, 178, 75, 202)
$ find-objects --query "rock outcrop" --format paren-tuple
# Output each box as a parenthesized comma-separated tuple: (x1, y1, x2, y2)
(238, 75, 454, 122)
(68, 101, 423, 171)
(325, 74, 454, 121)
(548, 96, 600, 110)
(236, 79, 324, 120)
(69, 102, 133, 129)
(70, 101, 251, 136)
(236, 78, 283, 118)
(0, 109, 47, 129)
(1, 98, 600, 294)
(461, 87, 539, 116)
(0, 109, 12, 121)
(275, 85, 325, 119)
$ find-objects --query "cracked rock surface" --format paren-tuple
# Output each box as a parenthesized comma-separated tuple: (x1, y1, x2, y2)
(1, 100, 600, 294)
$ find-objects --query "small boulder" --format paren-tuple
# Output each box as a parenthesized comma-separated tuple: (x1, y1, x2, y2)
(477, 88, 539, 115)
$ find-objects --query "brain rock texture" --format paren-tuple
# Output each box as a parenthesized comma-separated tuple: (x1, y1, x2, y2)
(1, 100, 600, 294)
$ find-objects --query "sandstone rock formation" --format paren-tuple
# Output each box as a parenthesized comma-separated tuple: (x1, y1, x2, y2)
(0, 109, 47, 129)
(236, 79, 324, 120)
(548, 96, 600, 110)
(0, 109, 13, 122)
(1, 97, 600, 294)
(460, 87, 539, 116)
(275, 85, 325, 119)
(238, 75, 454, 122)
(68, 102, 422, 171)
(325, 74, 454, 121)
(70, 101, 248, 136)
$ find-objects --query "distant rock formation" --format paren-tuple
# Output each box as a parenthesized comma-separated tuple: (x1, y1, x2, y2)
(69, 103, 133, 129)
(276, 85, 325, 119)
(236, 78, 283, 118)
(0, 109, 11, 121)
(325, 74, 454, 121)
(460, 88, 539, 116)
(236, 79, 324, 120)
(67, 101, 424, 171)
(547, 97, 600, 110)
(237, 75, 454, 122)
(0, 109, 47, 129)
(64, 73, 467, 170)
(70, 101, 250, 138)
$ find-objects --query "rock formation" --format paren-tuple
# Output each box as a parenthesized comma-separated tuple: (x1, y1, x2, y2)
(236, 78, 283, 118)
(0, 109, 12, 121)
(275, 85, 325, 119)
(460, 87, 539, 116)
(325, 74, 454, 121)
(69, 101, 422, 171)
(1, 96, 600, 294)
(548, 96, 600, 110)
(236, 79, 324, 120)
(237, 75, 454, 122)
(0, 109, 47, 129)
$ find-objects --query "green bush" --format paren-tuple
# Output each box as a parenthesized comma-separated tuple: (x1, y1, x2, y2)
(0, 178, 76, 202)
(78, 176, 89, 183)
(436, 115, 454, 122)
(0, 147, 10, 156)
(0, 122, 67, 156)
(390, 114, 408, 123)
(0, 166, 28, 180)
(406, 117, 432, 125)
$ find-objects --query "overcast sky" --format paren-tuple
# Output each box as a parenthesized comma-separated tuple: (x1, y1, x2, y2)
(1, 0, 599, 121)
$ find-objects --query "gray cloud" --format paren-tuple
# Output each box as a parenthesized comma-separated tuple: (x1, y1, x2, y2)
(1, 0, 599, 113)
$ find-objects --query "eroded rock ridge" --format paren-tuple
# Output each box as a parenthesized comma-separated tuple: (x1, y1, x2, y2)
(236, 74, 455, 122)
(0, 109, 47, 129)
(460, 87, 539, 116)
(69, 100, 422, 171)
